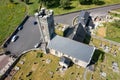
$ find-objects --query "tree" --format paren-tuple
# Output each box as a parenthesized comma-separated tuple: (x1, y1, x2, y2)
(79, 0, 85, 4)
(9, 0, 14, 3)
(60, 0, 71, 9)
(93, 0, 99, 4)
(46, 0, 59, 8)
(20, 0, 24, 2)
(38, 0, 46, 5)
(38, 0, 59, 8)
(79, 0, 97, 5)
(24, 0, 29, 4)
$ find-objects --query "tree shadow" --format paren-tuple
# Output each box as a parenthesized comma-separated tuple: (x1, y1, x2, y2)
(47, 1, 60, 8)
(83, 34, 91, 44)
(27, 2, 34, 5)
(14, 2, 19, 5)
(80, 1, 93, 5)
(64, 6, 75, 10)
(80, 1, 105, 5)
(89, 49, 105, 65)
(34, 9, 38, 13)
(95, 1, 105, 5)
(49, 3, 60, 8)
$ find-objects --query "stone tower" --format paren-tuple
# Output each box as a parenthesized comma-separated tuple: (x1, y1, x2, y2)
(35, 8, 55, 53)
(35, 8, 55, 43)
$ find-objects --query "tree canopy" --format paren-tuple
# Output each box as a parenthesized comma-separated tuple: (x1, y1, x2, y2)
(60, 0, 71, 9)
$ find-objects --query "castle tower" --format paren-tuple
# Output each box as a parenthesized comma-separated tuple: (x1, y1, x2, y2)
(35, 8, 55, 43)
(35, 8, 55, 53)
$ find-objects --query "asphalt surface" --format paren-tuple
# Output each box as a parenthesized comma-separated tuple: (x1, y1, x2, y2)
(54, 4, 120, 25)
(6, 17, 41, 56)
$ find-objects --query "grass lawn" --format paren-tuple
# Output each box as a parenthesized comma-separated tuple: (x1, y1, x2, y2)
(0, 0, 26, 45)
(55, 24, 65, 36)
(110, 12, 120, 17)
(89, 38, 120, 80)
(105, 20, 120, 43)
(55, 29, 64, 36)
(92, 51, 120, 80)
(12, 50, 85, 80)
(12, 48, 120, 80)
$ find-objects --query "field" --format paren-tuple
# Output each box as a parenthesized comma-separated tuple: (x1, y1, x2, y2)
(105, 20, 120, 43)
(12, 50, 85, 80)
(0, 0, 26, 45)
(96, 27, 106, 37)
(11, 47, 120, 80)
(91, 53, 120, 80)
(89, 38, 120, 80)
(110, 13, 120, 17)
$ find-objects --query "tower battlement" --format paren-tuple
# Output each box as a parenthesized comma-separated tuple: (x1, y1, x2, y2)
(35, 8, 54, 19)
(35, 8, 55, 43)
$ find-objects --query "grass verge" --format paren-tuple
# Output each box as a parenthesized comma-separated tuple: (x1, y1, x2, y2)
(12, 50, 85, 80)
(0, 0, 26, 45)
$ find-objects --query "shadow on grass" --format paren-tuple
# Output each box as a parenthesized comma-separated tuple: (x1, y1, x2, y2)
(69, 61, 74, 68)
(34, 9, 38, 13)
(80, 1, 105, 5)
(14, 2, 19, 5)
(80, 1, 93, 5)
(47, 1, 60, 8)
(89, 49, 105, 65)
(63, 6, 75, 10)
(83, 34, 91, 44)
(95, 1, 105, 5)
(27, 2, 34, 5)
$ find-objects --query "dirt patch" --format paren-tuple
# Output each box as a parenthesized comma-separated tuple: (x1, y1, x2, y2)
(31, 63, 39, 71)
(97, 27, 106, 37)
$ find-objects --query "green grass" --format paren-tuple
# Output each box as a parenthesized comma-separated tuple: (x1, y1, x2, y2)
(25, 0, 40, 15)
(89, 38, 120, 80)
(12, 48, 120, 80)
(55, 24, 65, 36)
(12, 50, 85, 80)
(110, 13, 120, 17)
(105, 20, 120, 43)
(91, 50, 120, 80)
(55, 29, 64, 36)
(0, 0, 26, 45)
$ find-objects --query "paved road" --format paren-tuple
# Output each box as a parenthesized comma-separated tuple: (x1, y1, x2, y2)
(54, 4, 120, 25)
(6, 17, 42, 56)
(0, 55, 9, 70)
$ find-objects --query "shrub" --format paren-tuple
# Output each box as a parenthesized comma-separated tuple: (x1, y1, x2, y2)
(36, 52, 43, 58)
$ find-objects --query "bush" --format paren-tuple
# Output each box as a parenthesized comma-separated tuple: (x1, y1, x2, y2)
(60, 0, 71, 9)
(36, 52, 43, 58)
